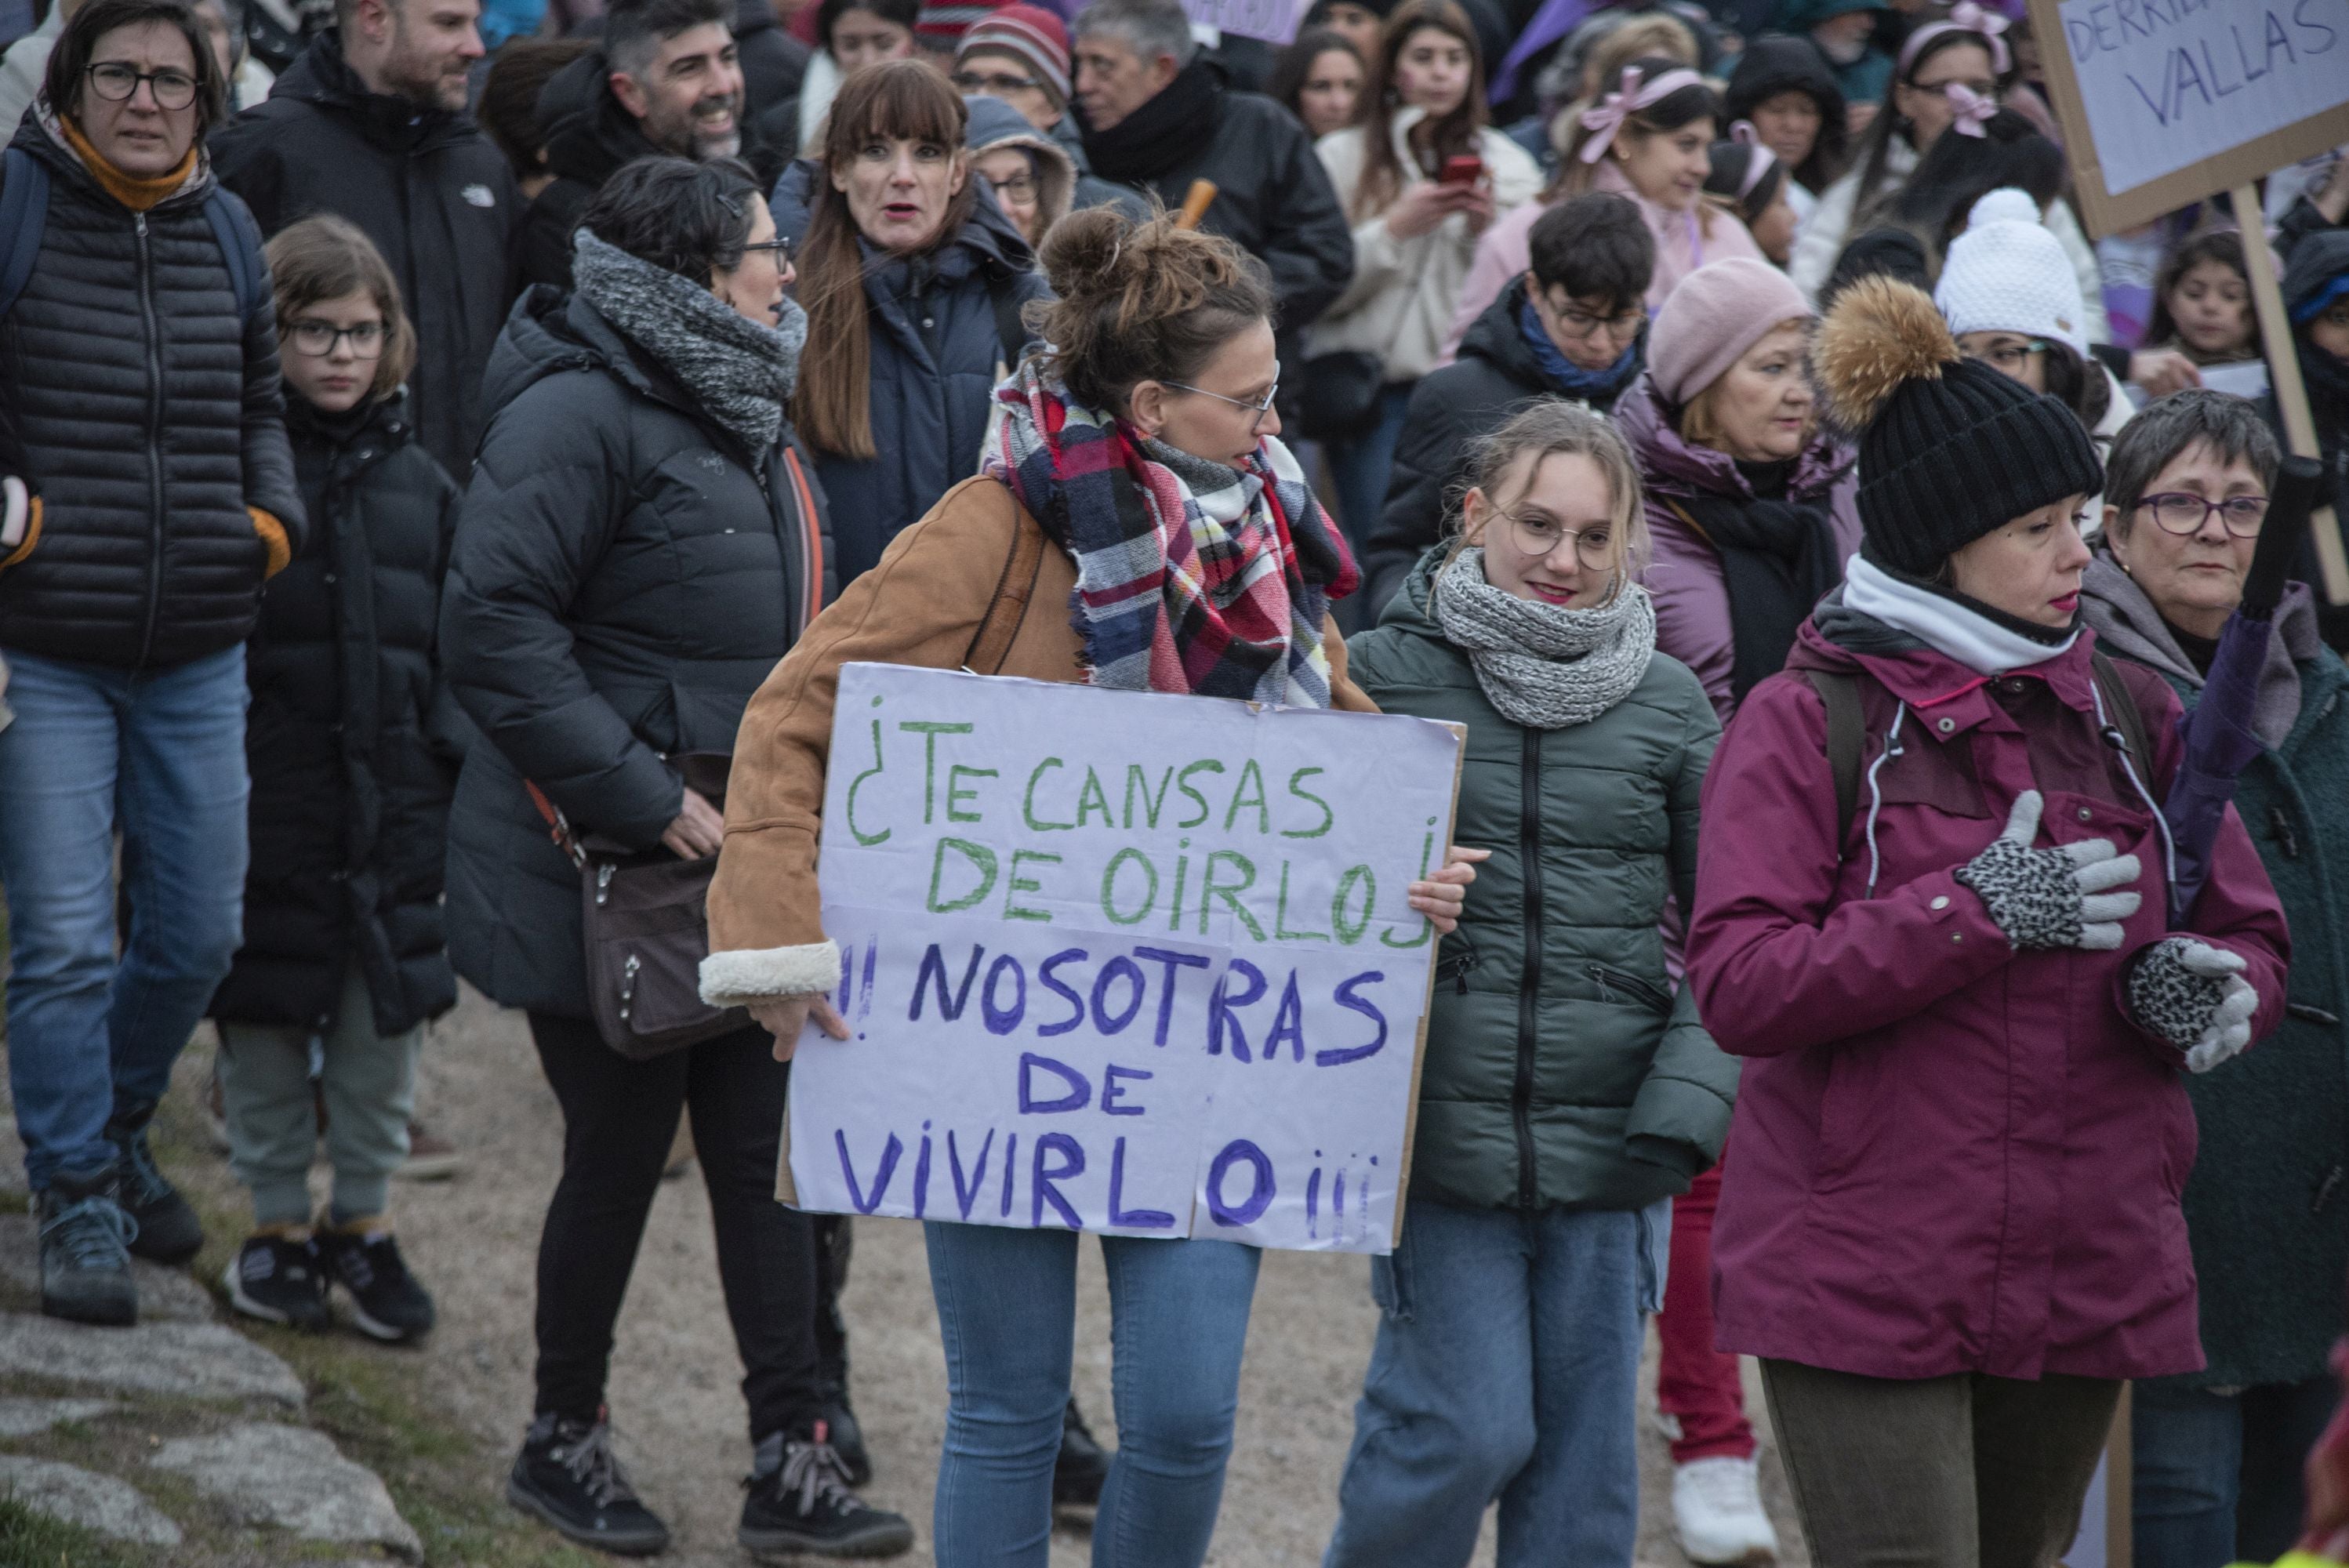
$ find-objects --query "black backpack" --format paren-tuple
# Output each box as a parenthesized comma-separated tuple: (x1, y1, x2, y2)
(0, 143, 267, 324)
(1804, 650, 2155, 847)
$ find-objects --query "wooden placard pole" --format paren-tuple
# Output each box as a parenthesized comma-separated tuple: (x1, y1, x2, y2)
(2231, 183, 2349, 604)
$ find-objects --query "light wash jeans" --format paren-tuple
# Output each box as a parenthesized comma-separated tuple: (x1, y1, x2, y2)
(1323, 1196, 1665, 1568)
(923, 1222, 1261, 1567)
(0, 645, 249, 1189)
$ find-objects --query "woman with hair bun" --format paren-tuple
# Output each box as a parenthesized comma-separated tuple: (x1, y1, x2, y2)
(1685, 275, 2290, 1563)
(701, 206, 1483, 1565)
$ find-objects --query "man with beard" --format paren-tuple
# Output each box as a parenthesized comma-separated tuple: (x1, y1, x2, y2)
(212, 0, 518, 477)
(1071, 0, 1351, 342)
(517, 0, 744, 289)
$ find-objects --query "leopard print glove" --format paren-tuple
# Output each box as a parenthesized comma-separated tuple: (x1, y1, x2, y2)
(2128, 938, 2258, 1071)
(1953, 791, 2144, 952)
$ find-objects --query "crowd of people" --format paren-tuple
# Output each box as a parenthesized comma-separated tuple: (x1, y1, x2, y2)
(2, 0, 2347, 1560)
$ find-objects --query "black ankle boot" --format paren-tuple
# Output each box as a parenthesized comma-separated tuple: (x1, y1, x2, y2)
(104, 1108, 203, 1265)
(739, 1422, 913, 1559)
(1055, 1396, 1113, 1507)
(506, 1411, 670, 1557)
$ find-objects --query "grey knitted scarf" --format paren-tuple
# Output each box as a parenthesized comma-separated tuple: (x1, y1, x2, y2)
(572, 228, 808, 458)
(1432, 547, 1657, 729)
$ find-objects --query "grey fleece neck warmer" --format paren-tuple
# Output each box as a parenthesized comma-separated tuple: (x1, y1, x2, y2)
(2079, 550, 2318, 750)
(572, 228, 808, 459)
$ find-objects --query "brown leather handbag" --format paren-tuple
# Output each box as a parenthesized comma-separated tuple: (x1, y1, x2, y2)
(528, 752, 750, 1059)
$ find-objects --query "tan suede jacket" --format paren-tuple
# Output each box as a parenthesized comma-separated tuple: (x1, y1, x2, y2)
(700, 474, 1374, 1002)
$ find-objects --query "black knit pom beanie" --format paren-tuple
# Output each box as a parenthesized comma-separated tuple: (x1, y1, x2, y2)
(1814, 277, 2104, 576)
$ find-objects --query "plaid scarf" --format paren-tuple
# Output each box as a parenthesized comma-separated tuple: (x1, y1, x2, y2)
(983, 360, 1358, 706)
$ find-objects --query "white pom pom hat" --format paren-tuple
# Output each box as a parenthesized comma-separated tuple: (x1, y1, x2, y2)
(1933, 187, 2089, 357)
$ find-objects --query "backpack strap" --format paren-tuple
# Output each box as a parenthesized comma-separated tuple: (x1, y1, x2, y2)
(201, 187, 267, 325)
(963, 485, 1047, 675)
(0, 147, 53, 323)
(985, 262, 1031, 374)
(1805, 668, 1867, 848)
(2089, 647, 2158, 799)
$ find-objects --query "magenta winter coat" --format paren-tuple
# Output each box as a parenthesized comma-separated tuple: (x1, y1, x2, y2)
(1614, 375, 1863, 724)
(1686, 619, 2291, 1382)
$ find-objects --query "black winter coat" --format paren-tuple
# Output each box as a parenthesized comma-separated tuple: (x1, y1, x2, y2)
(0, 118, 304, 670)
(1361, 279, 1643, 614)
(771, 158, 1051, 584)
(1077, 66, 1353, 336)
(733, 0, 809, 120)
(518, 49, 660, 292)
(210, 390, 460, 1036)
(212, 31, 521, 478)
(441, 287, 835, 1016)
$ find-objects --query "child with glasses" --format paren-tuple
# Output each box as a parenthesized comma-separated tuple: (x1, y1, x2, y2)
(207, 214, 455, 1345)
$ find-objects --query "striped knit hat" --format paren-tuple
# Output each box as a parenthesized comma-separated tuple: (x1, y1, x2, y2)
(954, 3, 1071, 103)
(917, 0, 1011, 52)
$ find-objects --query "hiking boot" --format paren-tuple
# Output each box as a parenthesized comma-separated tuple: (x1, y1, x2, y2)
(104, 1111, 203, 1265)
(739, 1423, 913, 1559)
(223, 1229, 330, 1332)
(1054, 1396, 1112, 1508)
(819, 1394, 873, 1487)
(394, 1120, 462, 1182)
(36, 1167, 137, 1327)
(507, 1411, 670, 1557)
(317, 1218, 435, 1343)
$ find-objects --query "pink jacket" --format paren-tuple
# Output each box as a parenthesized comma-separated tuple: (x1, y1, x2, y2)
(1436, 163, 1767, 364)
(1615, 374, 1861, 725)
(1687, 620, 2291, 1382)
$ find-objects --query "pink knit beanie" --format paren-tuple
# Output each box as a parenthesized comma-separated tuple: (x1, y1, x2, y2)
(1648, 258, 1815, 406)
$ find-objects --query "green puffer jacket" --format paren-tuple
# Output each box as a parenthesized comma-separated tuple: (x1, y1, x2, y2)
(1349, 551, 1737, 1213)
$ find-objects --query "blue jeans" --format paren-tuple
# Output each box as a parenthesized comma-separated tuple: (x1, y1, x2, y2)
(1324, 1197, 1661, 1568)
(924, 1222, 1261, 1567)
(0, 645, 249, 1189)
(1324, 385, 1415, 554)
(2132, 1376, 2338, 1567)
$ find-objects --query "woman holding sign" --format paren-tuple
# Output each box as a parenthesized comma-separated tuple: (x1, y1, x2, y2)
(701, 207, 1479, 1565)
(1323, 402, 1734, 1566)
(1684, 278, 2291, 1564)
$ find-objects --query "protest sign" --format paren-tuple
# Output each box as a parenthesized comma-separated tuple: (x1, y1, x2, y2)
(1183, 0, 1302, 46)
(2028, 0, 2349, 237)
(782, 663, 1465, 1255)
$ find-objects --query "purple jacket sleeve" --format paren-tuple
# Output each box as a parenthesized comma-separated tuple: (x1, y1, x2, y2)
(1686, 674, 2014, 1057)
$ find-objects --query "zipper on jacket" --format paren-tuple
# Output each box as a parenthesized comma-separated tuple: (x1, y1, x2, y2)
(2317, 1164, 2345, 1215)
(2270, 804, 2301, 860)
(1433, 933, 1482, 995)
(1588, 963, 1673, 1013)
(1513, 728, 1542, 1209)
(134, 211, 165, 670)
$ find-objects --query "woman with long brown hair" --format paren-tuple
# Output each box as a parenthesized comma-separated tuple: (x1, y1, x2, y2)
(777, 59, 1051, 586)
(1308, 0, 1538, 555)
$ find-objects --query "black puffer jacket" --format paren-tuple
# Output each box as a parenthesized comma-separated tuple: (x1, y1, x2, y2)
(518, 49, 660, 291)
(210, 390, 460, 1036)
(212, 31, 522, 478)
(733, 0, 809, 119)
(1361, 278, 1644, 614)
(0, 116, 304, 670)
(441, 287, 836, 1016)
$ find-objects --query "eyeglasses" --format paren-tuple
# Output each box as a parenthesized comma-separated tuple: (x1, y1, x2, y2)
(1487, 502, 1616, 565)
(2135, 492, 2269, 538)
(1959, 338, 2048, 374)
(286, 319, 384, 358)
(953, 69, 1043, 96)
(986, 172, 1037, 201)
(1547, 299, 1645, 340)
(1164, 366, 1280, 433)
(85, 60, 198, 110)
(737, 237, 793, 263)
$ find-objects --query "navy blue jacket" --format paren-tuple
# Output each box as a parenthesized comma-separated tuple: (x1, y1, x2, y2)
(772, 158, 1051, 585)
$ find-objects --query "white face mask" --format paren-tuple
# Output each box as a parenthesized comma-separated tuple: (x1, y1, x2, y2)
(1813, 27, 1868, 64)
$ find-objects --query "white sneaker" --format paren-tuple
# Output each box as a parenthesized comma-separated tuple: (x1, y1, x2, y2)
(1672, 1455, 1780, 1566)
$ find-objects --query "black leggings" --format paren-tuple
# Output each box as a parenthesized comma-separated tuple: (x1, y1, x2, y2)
(528, 1014, 823, 1442)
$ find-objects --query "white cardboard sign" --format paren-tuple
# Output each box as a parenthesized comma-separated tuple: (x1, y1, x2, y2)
(784, 663, 1465, 1254)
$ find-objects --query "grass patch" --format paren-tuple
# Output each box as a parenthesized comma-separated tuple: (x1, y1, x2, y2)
(0, 1494, 149, 1568)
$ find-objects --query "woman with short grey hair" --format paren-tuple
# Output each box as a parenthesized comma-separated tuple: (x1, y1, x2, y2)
(2081, 390, 2349, 1565)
